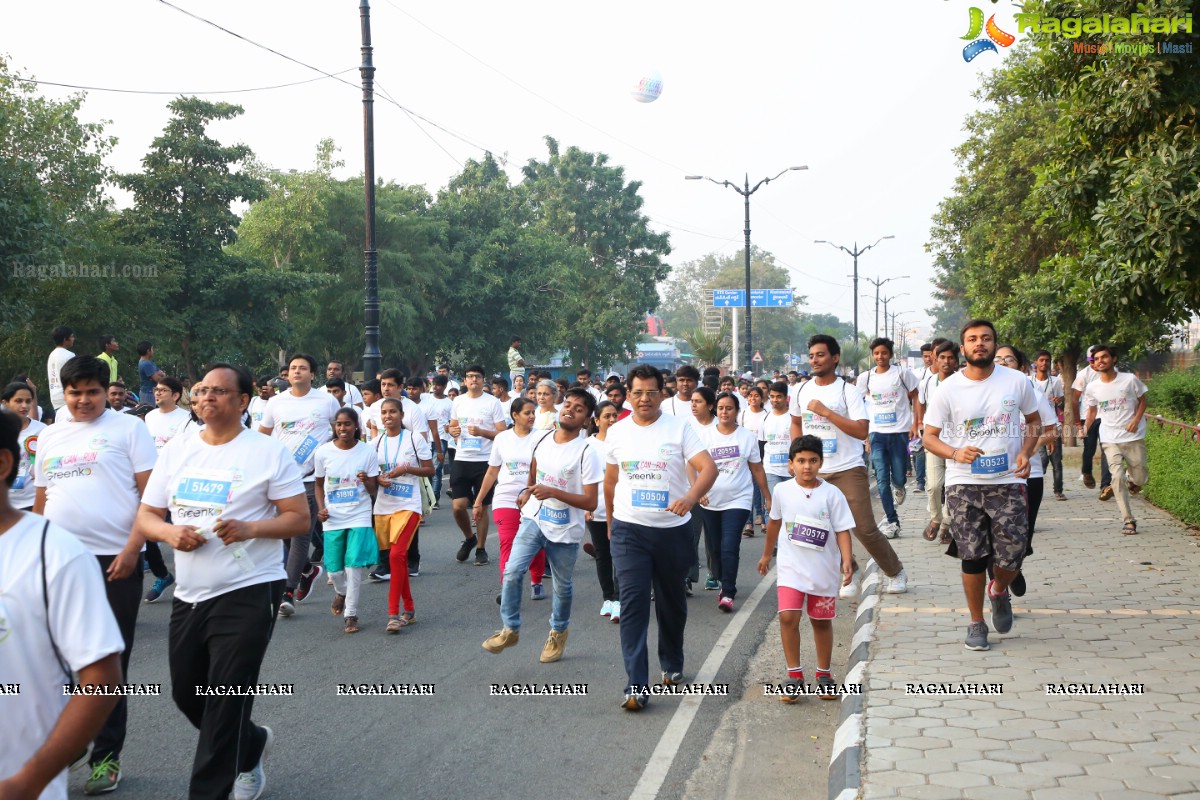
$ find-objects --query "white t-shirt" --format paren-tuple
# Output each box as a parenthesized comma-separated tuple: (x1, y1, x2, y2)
(322, 382, 364, 407)
(450, 393, 506, 462)
(33, 409, 157, 555)
(142, 429, 303, 604)
(793, 378, 869, 475)
(787, 382, 802, 403)
(1027, 393, 1059, 480)
(145, 407, 193, 452)
(923, 367, 1041, 487)
(587, 435, 610, 522)
(1084, 373, 1147, 444)
(659, 395, 693, 418)
(366, 396, 431, 444)
(420, 394, 453, 443)
(12, 419, 47, 509)
(313, 441, 379, 530)
(372, 431, 432, 515)
(738, 407, 768, 440)
(520, 430, 603, 544)
(46, 347, 74, 410)
(605, 412, 707, 527)
(759, 410, 795, 478)
(487, 429, 537, 511)
(247, 396, 269, 428)
(769, 479, 855, 597)
(258, 388, 341, 481)
(1070, 365, 1106, 395)
(0, 514, 125, 800)
(856, 365, 919, 434)
(1030, 374, 1064, 403)
(699, 424, 761, 511)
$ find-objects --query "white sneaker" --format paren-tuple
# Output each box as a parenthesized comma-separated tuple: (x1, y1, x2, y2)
(881, 520, 901, 539)
(884, 569, 908, 594)
(600, 599, 613, 617)
(839, 570, 860, 599)
(893, 485, 907, 506)
(233, 725, 272, 800)
(609, 601, 621, 622)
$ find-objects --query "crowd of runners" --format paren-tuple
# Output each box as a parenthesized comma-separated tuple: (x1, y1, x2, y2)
(0, 320, 1149, 800)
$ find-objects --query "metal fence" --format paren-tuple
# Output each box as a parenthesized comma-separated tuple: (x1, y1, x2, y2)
(1149, 414, 1200, 445)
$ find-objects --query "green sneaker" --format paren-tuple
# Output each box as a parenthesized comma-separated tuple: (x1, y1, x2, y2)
(84, 755, 121, 795)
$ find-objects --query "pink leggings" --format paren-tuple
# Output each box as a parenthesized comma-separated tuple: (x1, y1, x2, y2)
(493, 508, 545, 584)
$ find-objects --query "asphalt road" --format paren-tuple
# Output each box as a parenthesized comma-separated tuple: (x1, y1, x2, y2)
(67, 508, 802, 800)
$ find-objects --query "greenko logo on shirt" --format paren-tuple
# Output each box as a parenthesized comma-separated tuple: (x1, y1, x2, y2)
(43, 452, 99, 479)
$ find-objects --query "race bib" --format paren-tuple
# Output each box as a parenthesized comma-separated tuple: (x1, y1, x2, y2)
(821, 436, 837, 455)
(788, 515, 830, 551)
(292, 435, 319, 466)
(176, 469, 234, 509)
(631, 489, 669, 509)
(13, 475, 26, 490)
(384, 481, 415, 499)
(327, 487, 359, 504)
(873, 411, 897, 425)
(769, 452, 789, 465)
(538, 502, 570, 527)
(971, 452, 1010, 476)
(710, 444, 740, 462)
(460, 436, 483, 451)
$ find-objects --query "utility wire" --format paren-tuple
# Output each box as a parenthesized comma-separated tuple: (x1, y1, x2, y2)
(12, 70, 357, 96)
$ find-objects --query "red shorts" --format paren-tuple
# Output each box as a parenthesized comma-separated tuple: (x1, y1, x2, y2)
(777, 587, 837, 619)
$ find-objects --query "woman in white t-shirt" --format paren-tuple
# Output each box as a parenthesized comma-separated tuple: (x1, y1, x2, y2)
(584, 400, 621, 620)
(2, 381, 47, 510)
(476, 397, 546, 601)
(533, 380, 558, 431)
(738, 386, 769, 533)
(315, 407, 379, 633)
(688, 386, 719, 590)
(697, 392, 770, 612)
(372, 398, 434, 633)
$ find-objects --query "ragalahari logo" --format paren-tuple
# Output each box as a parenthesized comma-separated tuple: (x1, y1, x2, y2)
(962, 6, 1016, 61)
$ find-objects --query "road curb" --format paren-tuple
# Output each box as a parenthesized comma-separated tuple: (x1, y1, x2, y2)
(827, 558, 880, 800)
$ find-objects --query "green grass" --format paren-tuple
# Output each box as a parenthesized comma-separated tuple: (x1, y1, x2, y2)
(1143, 422, 1200, 528)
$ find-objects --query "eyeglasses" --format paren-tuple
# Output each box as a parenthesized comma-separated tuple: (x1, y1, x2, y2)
(629, 390, 662, 399)
(464, 373, 483, 380)
(192, 387, 236, 398)
(994, 356, 1018, 365)
(152, 387, 171, 393)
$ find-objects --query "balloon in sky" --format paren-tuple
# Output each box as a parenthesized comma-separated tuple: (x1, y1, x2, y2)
(631, 71, 663, 103)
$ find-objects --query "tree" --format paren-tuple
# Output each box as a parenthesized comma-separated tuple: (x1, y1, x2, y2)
(119, 98, 305, 378)
(683, 325, 730, 370)
(705, 248, 806, 368)
(656, 251, 725, 336)
(520, 136, 672, 369)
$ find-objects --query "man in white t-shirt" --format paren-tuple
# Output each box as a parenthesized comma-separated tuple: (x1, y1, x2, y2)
(856, 337, 919, 536)
(792, 335, 908, 597)
(420, 375, 454, 507)
(917, 341, 960, 542)
(483, 389, 602, 663)
(0, 410, 125, 800)
(448, 365, 507, 566)
(923, 320, 1041, 652)
(32, 355, 157, 794)
(137, 363, 308, 800)
(760, 381, 795, 494)
(437, 364, 460, 393)
(604, 365, 718, 711)
(660, 365, 698, 417)
(911, 342, 937, 492)
(1082, 345, 1148, 535)
(1071, 345, 1112, 496)
(258, 352, 341, 615)
(46, 325, 76, 412)
(142, 375, 195, 603)
(323, 360, 364, 408)
(1031, 349, 1066, 500)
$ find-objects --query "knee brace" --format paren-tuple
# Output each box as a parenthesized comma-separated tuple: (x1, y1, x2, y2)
(961, 556, 990, 575)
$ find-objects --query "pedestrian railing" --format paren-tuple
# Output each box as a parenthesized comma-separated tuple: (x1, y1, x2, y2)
(1149, 414, 1200, 444)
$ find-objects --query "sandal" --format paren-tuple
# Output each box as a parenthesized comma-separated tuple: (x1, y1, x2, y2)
(938, 527, 952, 545)
(1121, 521, 1138, 535)
(923, 521, 940, 541)
(331, 593, 346, 617)
(386, 616, 402, 634)
(344, 615, 359, 633)
(399, 611, 416, 627)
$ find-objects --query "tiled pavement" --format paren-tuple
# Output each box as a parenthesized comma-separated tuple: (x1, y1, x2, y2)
(859, 488, 1200, 799)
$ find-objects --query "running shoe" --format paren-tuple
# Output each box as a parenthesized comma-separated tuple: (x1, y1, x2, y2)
(408, 562, 420, 577)
(893, 485, 906, 506)
(989, 583, 1013, 634)
(474, 547, 489, 566)
(232, 726, 272, 800)
(278, 592, 295, 618)
(881, 520, 901, 539)
(143, 573, 175, 603)
(600, 599, 613, 617)
(718, 595, 734, 613)
(621, 691, 648, 711)
(368, 569, 390, 582)
(530, 583, 545, 600)
(704, 576, 720, 591)
(778, 679, 803, 705)
(295, 564, 322, 602)
(83, 756, 121, 796)
(456, 537, 475, 563)
(884, 569, 908, 594)
(662, 671, 683, 686)
(964, 620, 990, 651)
(839, 570, 860, 600)
(609, 601, 620, 622)
(817, 674, 839, 701)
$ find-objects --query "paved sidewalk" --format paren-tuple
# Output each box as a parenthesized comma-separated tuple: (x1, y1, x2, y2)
(860, 489, 1200, 799)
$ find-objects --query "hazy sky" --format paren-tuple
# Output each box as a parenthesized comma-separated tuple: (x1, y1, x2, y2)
(6, 0, 1025, 341)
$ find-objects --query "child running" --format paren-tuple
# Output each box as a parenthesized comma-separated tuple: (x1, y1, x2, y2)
(314, 407, 379, 633)
(758, 435, 854, 701)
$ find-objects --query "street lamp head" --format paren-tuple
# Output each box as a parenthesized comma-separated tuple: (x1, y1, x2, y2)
(882, 235, 895, 240)
(684, 175, 703, 180)
(789, 166, 809, 171)
(814, 239, 828, 244)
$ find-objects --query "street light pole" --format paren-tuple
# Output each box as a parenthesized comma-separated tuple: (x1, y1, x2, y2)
(359, 0, 380, 380)
(881, 292, 908, 340)
(863, 275, 909, 340)
(815, 236, 895, 343)
(687, 165, 808, 373)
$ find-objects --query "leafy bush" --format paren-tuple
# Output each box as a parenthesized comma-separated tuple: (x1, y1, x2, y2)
(1143, 423, 1200, 529)
(1146, 366, 1200, 423)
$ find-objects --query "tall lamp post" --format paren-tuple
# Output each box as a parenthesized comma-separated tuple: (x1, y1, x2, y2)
(864, 275, 909, 339)
(359, 0, 381, 380)
(814, 236, 894, 343)
(881, 292, 908, 339)
(687, 166, 808, 372)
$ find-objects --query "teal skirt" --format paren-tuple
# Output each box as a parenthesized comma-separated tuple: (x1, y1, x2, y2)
(323, 527, 379, 572)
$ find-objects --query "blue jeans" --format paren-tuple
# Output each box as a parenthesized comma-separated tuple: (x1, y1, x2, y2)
(696, 506, 751, 599)
(869, 432, 908, 525)
(914, 448, 926, 489)
(766, 473, 789, 496)
(751, 483, 766, 526)
(431, 456, 443, 500)
(611, 518, 691, 694)
(500, 518, 580, 633)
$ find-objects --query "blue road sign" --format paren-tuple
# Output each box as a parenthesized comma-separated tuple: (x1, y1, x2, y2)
(713, 289, 793, 308)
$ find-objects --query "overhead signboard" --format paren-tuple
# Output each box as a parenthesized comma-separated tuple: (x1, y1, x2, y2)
(712, 289, 793, 308)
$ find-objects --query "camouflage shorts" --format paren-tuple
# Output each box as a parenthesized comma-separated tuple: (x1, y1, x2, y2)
(945, 483, 1029, 572)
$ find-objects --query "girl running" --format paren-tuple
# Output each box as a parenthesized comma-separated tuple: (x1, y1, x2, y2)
(315, 408, 379, 633)
(585, 400, 621, 621)
(1, 381, 46, 511)
(373, 398, 435, 633)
